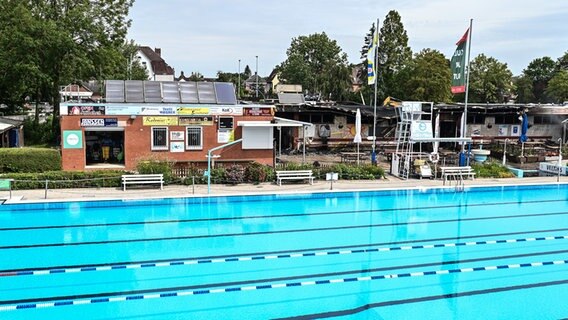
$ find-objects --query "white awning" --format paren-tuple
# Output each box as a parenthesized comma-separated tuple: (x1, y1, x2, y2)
(238, 117, 312, 128)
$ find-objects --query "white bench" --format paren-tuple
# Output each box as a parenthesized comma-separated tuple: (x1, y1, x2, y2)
(276, 170, 314, 186)
(440, 166, 476, 185)
(121, 174, 164, 191)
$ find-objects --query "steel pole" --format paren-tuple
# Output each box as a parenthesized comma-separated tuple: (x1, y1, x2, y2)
(255, 55, 259, 98)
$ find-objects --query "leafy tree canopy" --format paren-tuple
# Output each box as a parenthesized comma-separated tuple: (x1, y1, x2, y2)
(279, 32, 350, 100)
(468, 54, 513, 103)
(376, 10, 412, 100)
(546, 70, 568, 103)
(402, 49, 452, 103)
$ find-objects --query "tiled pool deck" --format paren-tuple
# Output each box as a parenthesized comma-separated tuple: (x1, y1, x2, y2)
(1, 176, 565, 203)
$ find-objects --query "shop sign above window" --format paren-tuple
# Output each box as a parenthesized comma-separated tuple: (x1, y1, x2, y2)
(179, 116, 213, 126)
(80, 118, 118, 127)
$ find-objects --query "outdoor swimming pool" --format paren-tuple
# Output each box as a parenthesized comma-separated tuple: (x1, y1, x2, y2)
(1, 184, 567, 319)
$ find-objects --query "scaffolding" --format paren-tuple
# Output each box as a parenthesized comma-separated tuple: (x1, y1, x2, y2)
(391, 101, 433, 179)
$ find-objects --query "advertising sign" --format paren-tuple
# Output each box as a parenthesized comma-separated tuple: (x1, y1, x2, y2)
(63, 130, 83, 149)
(142, 117, 178, 126)
(210, 106, 243, 116)
(176, 107, 210, 116)
(178, 116, 214, 126)
(140, 106, 177, 115)
(80, 118, 118, 127)
(218, 129, 234, 143)
(498, 125, 508, 136)
(244, 107, 273, 116)
(68, 105, 105, 116)
(105, 105, 142, 115)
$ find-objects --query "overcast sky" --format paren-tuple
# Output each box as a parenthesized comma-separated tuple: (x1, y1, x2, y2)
(127, 0, 568, 78)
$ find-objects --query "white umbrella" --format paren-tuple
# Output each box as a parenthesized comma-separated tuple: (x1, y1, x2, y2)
(354, 108, 362, 165)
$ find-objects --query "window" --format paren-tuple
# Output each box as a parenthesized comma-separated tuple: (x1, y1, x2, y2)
(467, 114, 485, 124)
(534, 115, 558, 124)
(494, 115, 517, 124)
(151, 127, 168, 150)
(186, 127, 202, 150)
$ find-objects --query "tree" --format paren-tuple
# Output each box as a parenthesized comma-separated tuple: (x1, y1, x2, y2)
(546, 70, 568, 103)
(513, 75, 535, 103)
(188, 72, 204, 81)
(3, 0, 135, 140)
(555, 51, 568, 72)
(401, 49, 452, 103)
(468, 54, 513, 103)
(0, 1, 45, 114)
(279, 32, 350, 100)
(244, 65, 252, 78)
(523, 56, 556, 103)
(376, 10, 412, 100)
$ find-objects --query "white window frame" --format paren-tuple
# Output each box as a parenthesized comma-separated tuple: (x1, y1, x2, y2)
(151, 126, 169, 151)
(186, 126, 203, 150)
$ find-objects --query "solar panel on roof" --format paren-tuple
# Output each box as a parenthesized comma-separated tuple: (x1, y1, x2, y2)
(278, 93, 305, 104)
(180, 82, 199, 103)
(197, 82, 216, 104)
(105, 80, 125, 103)
(125, 80, 144, 103)
(214, 82, 237, 105)
(161, 82, 180, 103)
(144, 81, 162, 103)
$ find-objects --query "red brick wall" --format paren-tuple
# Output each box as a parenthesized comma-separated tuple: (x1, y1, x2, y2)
(61, 115, 275, 171)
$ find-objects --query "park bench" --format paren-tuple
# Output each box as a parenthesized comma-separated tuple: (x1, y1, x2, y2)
(121, 174, 164, 191)
(275, 170, 314, 186)
(440, 166, 476, 185)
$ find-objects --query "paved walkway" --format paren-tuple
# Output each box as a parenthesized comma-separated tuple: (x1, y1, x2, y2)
(1, 175, 566, 203)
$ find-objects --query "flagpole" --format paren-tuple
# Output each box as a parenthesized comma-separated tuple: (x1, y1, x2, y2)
(461, 18, 473, 152)
(372, 18, 379, 165)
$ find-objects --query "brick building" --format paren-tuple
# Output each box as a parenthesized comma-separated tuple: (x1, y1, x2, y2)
(59, 80, 276, 171)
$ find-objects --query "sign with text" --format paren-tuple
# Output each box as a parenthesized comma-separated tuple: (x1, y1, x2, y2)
(244, 107, 273, 116)
(80, 118, 118, 127)
(218, 129, 234, 143)
(140, 106, 177, 115)
(451, 29, 469, 94)
(142, 117, 178, 126)
(218, 117, 234, 129)
(63, 130, 83, 149)
(68, 105, 105, 116)
(176, 107, 210, 116)
(410, 121, 433, 140)
(170, 131, 185, 141)
(178, 116, 214, 126)
(105, 105, 142, 115)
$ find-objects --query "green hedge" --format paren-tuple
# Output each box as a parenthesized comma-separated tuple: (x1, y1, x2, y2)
(0, 170, 125, 190)
(137, 160, 174, 183)
(472, 161, 515, 178)
(278, 163, 385, 180)
(0, 148, 61, 173)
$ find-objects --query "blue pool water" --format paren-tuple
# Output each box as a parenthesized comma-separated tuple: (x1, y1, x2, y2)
(0, 184, 567, 319)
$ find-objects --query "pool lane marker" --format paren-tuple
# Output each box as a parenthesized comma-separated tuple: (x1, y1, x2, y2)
(1, 258, 567, 312)
(1, 235, 566, 278)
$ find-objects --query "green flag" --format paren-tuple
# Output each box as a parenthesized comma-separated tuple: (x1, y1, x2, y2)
(451, 29, 469, 94)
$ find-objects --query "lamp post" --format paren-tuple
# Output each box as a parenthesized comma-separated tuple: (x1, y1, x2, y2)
(255, 55, 259, 98)
(237, 59, 241, 100)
